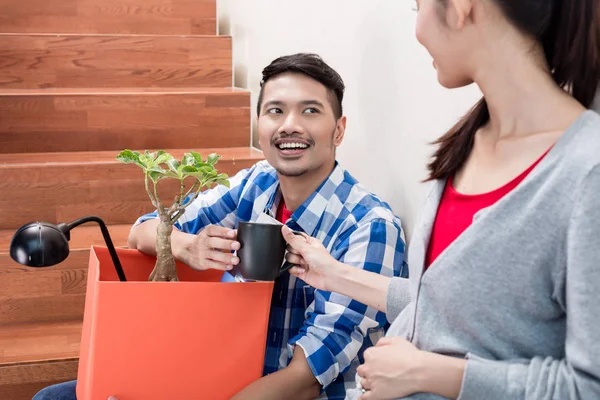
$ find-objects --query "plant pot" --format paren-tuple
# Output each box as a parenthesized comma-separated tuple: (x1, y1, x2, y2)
(77, 246, 274, 399)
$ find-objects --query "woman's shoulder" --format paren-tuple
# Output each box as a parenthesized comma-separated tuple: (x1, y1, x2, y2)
(555, 110, 600, 178)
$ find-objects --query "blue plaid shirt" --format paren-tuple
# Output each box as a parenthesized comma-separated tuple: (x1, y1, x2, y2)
(135, 160, 407, 399)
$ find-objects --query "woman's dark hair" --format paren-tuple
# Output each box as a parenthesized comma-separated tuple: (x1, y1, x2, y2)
(257, 53, 345, 119)
(428, 0, 600, 180)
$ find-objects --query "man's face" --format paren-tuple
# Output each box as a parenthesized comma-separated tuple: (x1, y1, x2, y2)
(257, 72, 345, 178)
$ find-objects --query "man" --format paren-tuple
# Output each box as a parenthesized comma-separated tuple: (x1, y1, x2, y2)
(33, 53, 407, 400)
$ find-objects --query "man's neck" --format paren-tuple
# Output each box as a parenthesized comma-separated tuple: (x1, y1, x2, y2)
(278, 163, 336, 212)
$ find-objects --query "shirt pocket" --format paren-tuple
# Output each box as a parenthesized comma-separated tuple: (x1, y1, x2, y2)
(302, 285, 316, 309)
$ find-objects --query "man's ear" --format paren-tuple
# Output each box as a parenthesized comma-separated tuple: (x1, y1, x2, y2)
(448, 0, 473, 30)
(333, 116, 346, 147)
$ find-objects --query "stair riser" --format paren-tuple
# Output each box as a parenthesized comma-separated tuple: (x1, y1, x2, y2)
(0, 0, 216, 35)
(0, 360, 78, 400)
(0, 294, 85, 325)
(0, 159, 257, 228)
(0, 35, 232, 89)
(0, 270, 86, 324)
(0, 251, 99, 273)
(0, 92, 250, 153)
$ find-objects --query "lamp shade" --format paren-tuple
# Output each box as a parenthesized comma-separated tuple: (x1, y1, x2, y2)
(10, 222, 70, 267)
(10, 216, 126, 281)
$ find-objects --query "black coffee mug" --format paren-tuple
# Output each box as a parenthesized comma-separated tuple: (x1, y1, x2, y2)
(236, 222, 298, 281)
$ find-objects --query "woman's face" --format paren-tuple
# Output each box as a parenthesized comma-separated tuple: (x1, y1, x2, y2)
(414, 0, 475, 89)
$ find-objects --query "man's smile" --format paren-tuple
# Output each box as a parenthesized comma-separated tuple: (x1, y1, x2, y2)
(273, 138, 312, 157)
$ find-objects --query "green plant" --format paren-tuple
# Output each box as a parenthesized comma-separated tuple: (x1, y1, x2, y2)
(117, 150, 230, 282)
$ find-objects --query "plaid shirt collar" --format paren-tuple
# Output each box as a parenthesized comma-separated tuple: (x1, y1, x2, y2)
(264, 162, 345, 236)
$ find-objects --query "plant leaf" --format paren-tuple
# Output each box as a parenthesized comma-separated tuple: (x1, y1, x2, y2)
(155, 151, 172, 166)
(207, 153, 220, 166)
(182, 153, 196, 167)
(180, 165, 198, 174)
(120, 148, 230, 216)
(176, 163, 187, 177)
(147, 165, 167, 174)
(167, 158, 180, 174)
(189, 150, 203, 165)
(148, 171, 163, 183)
(146, 166, 168, 183)
(116, 149, 146, 169)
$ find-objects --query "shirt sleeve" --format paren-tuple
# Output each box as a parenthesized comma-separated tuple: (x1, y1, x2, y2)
(288, 218, 407, 389)
(132, 163, 257, 234)
(458, 165, 600, 400)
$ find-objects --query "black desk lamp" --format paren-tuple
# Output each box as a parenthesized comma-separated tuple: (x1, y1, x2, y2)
(10, 216, 127, 281)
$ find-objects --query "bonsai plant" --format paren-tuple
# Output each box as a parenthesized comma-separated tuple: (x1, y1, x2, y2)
(117, 149, 230, 282)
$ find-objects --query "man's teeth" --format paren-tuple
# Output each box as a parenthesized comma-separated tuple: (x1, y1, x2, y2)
(278, 143, 308, 150)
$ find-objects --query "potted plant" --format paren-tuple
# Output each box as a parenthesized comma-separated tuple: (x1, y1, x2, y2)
(75, 150, 274, 399)
(116, 149, 230, 282)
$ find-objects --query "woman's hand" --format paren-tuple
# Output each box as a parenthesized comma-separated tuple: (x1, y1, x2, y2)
(357, 337, 466, 400)
(358, 337, 425, 400)
(281, 225, 339, 291)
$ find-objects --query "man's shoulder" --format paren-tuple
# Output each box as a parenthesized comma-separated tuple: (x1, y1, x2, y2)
(239, 160, 279, 188)
(246, 159, 277, 177)
(333, 166, 401, 227)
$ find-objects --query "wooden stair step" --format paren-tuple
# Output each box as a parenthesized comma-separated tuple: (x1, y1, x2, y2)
(0, 34, 232, 89)
(0, 0, 216, 35)
(0, 147, 264, 229)
(0, 223, 132, 268)
(0, 320, 81, 400)
(0, 224, 131, 324)
(0, 87, 250, 153)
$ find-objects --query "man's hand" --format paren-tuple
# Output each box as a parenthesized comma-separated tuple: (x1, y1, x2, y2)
(176, 225, 240, 271)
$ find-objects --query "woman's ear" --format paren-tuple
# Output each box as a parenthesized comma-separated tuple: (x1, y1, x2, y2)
(448, 0, 474, 30)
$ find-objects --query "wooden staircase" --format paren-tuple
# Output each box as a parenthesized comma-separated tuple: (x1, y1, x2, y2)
(0, 1, 262, 398)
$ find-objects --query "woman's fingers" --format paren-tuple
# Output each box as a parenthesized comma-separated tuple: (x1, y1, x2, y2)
(361, 378, 372, 391)
(359, 391, 375, 400)
(285, 252, 305, 265)
(289, 266, 307, 276)
(358, 375, 375, 400)
(282, 225, 308, 247)
(286, 244, 301, 255)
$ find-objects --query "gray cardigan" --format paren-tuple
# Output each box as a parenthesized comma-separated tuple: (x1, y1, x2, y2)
(353, 111, 600, 400)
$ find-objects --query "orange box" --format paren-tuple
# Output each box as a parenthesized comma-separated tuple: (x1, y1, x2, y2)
(77, 246, 274, 400)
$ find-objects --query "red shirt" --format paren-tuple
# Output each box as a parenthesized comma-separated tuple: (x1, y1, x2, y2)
(276, 199, 293, 224)
(426, 153, 548, 268)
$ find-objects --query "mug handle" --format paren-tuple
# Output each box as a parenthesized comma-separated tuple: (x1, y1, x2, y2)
(279, 261, 296, 275)
(278, 230, 304, 277)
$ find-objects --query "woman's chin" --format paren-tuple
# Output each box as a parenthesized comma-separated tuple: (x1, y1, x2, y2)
(437, 71, 473, 89)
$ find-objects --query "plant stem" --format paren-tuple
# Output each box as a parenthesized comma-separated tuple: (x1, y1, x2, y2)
(144, 174, 158, 208)
(149, 211, 178, 282)
(183, 180, 200, 201)
(153, 179, 162, 206)
(170, 209, 185, 225)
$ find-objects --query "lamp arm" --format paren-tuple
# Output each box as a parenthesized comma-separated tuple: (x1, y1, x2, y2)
(66, 216, 127, 282)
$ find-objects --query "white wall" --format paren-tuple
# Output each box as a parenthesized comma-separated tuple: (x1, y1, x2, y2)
(218, 0, 481, 240)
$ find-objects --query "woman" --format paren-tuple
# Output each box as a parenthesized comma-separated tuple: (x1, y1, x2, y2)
(283, 0, 600, 399)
